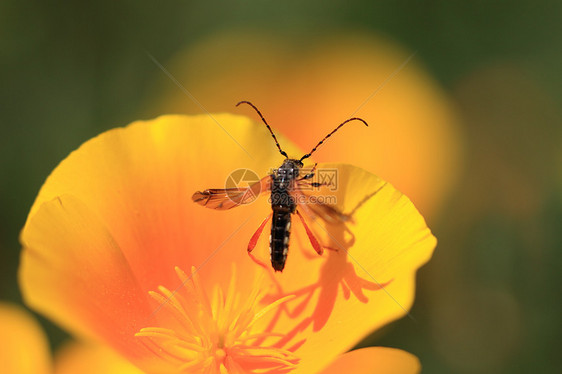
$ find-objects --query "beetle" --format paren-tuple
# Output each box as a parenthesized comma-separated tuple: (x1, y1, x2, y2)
(192, 101, 367, 271)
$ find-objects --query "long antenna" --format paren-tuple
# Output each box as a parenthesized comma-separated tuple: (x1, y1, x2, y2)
(236, 101, 288, 158)
(300, 117, 368, 162)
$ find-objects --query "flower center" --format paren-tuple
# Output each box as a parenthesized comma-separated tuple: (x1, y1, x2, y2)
(136, 267, 299, 373)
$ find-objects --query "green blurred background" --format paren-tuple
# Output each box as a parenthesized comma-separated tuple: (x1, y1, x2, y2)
(1, 1, 561, 373)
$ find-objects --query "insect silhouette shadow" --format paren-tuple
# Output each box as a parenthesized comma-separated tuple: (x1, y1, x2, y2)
(260, 186, 393, 350)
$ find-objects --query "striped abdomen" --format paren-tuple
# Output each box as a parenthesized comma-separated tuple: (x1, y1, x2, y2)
(270, 207, 292, 272)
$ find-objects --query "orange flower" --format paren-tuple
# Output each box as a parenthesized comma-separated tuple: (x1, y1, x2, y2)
(20, 114, 436, 373)
(0, 302, 419, 374)
(150, 31, 463, 218)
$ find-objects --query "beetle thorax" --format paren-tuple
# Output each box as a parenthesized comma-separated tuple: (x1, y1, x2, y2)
(276, 159, 302, 180)
(273, 159, 302, 189)
(270, 159, 302, 209)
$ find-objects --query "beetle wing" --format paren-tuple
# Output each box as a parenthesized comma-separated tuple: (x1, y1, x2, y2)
(292, 182, 356, 251)
(293, 179, 352, 225)
(192, 175, 271, 210)
(295, 193, 352, 225)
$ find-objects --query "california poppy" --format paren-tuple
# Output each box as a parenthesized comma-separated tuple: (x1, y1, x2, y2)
(20, 114, 436, 373)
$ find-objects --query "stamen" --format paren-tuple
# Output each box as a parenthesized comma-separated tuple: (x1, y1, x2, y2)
(136, 267, 301, 373)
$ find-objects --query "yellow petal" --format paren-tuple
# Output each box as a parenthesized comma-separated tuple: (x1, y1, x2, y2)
(255, 164, 436, 373)
(55, 341, 144, 374)
(19, 114, 300, 371)
(0, 302, 51, 374)
(20, 113, 435, 372)
(19, 194, 155, 364)
(319, 347, 420, 374)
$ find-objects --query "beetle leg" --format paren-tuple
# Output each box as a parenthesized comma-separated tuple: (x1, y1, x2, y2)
(248, 213, 272, 253)
(296, 209, 323, 255)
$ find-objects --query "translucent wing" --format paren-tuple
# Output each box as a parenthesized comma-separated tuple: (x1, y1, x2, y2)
(192, 175, 271, 210)
(293, 179, 356, 252)
(293, 179, 352, 225)
(303, 199, 353, 224)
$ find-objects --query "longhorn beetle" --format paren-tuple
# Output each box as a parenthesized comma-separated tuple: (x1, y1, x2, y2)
(192, 101, 368, 271)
